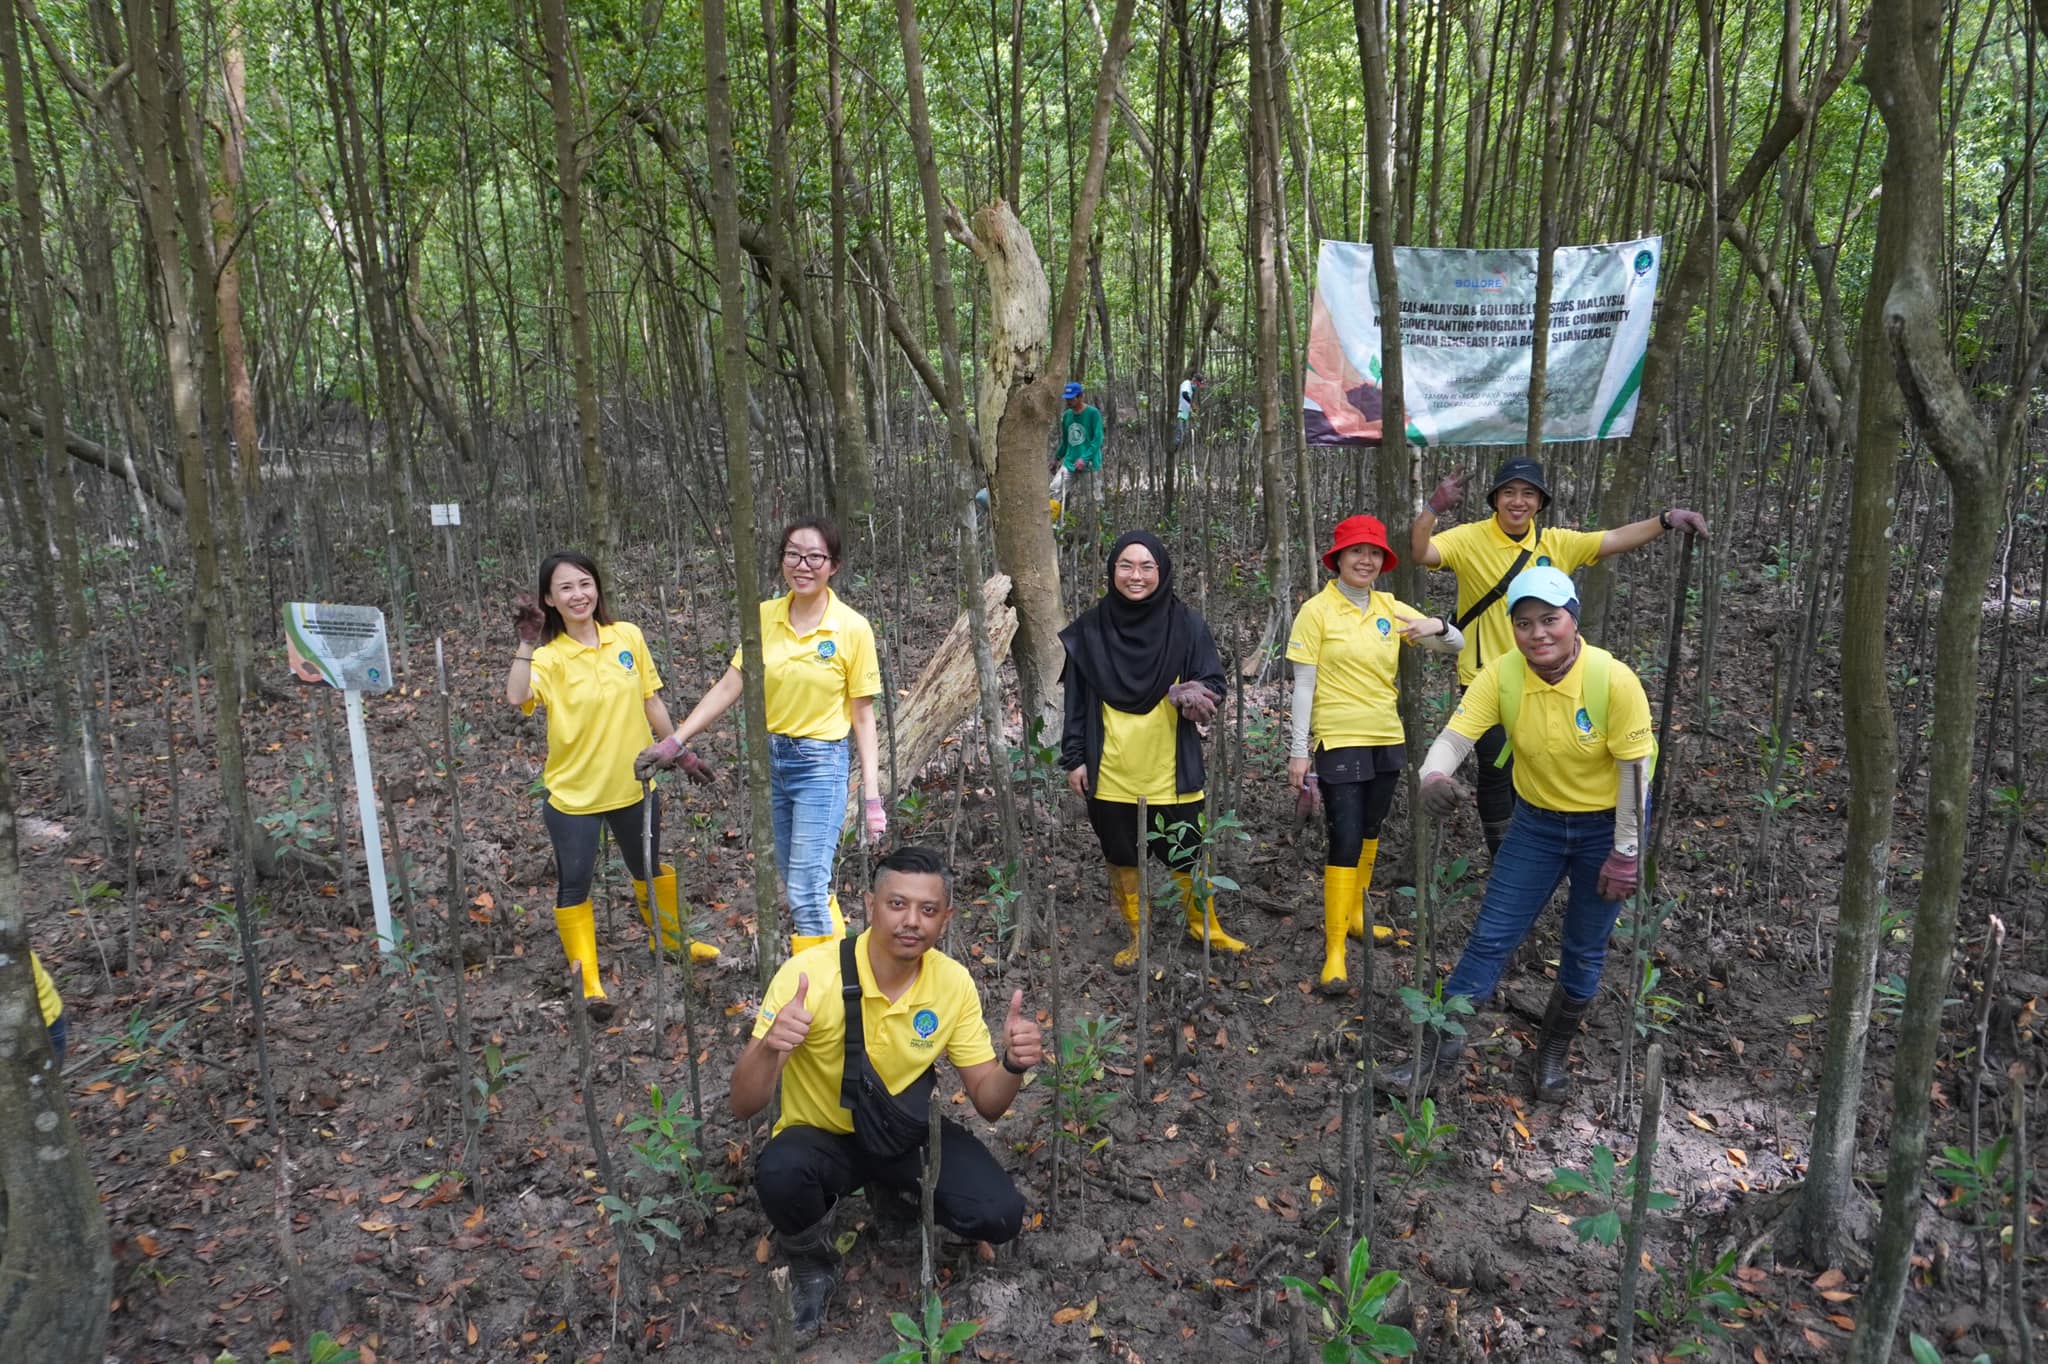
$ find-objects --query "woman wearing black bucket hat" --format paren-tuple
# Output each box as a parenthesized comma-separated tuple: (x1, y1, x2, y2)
(1060, 531, 1246, 970)
(1409, 458, 1705, 857)
(1285, 515, 1463, 995)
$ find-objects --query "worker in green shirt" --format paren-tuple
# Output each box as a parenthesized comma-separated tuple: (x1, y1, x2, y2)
(1051, 382, 1104, 520)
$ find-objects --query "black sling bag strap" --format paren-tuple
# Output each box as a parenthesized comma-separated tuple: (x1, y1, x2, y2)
(1453, 542, 1536, 671)
(839, 937, 933, 1159)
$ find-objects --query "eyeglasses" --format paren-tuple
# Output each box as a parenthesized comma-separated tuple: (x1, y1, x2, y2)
(1113, 560, 1160, 575)
(782, 551, 832, 569)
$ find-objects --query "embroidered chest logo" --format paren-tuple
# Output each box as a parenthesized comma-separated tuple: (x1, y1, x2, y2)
(816, 639, 837, 661)
(1575, 707, 1594, 735)
(911, 1008, 939, 1048)
(1374, 617, 1392, 637)
(1536, 555, 1553, 567)
(617, 649, 636, 671)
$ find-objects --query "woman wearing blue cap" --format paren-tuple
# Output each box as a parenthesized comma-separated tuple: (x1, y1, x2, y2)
(1377, 565, 1653, 1102)
(1051, 383, 1104, 516)
(1408, 457, 1704, 857)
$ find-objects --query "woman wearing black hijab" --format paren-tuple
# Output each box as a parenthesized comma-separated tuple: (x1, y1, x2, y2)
(1060, 531, 1246, 969)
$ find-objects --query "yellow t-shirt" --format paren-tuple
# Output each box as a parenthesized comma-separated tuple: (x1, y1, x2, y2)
(1431, 518, 1604, 685)
(732, 591, 883, 741)
(1448, 645, 1654, 812)
(31, 951, 61, 1026)
(1096, 694, 1199, 803)
(752, 930, 996, 1137)
(522, 621, 663, 815)
(1286, 583, 1430, 748)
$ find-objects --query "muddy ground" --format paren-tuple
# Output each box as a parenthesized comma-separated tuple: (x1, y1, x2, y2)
(11, 528, 2045, 1364)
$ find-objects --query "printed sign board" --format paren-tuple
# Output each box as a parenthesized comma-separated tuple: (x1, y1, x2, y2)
(430, 503, 462, 526)
(1303, 236, 1661, 446)
(285, 603, 394, 694)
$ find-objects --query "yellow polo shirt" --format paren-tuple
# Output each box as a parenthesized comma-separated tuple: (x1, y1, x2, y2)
(522, 621, 663, 815)
(1286, 584, 1431, 748)
(1431, 519, 1603, 684)
(753, 930, 996, 1136)
(1097, 693, 1198, 804)
(733, 591, 882, 741)
(32, 951, 60, 1026)
(1448, 645, 1654, 811)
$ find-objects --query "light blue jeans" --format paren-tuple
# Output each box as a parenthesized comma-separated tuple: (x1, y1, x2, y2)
(771, 734, 851, 935)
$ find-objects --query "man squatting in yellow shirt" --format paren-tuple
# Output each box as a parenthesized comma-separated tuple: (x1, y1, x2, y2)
(1409, 456, 1707, 856)
(730, 845, 1043, 1343)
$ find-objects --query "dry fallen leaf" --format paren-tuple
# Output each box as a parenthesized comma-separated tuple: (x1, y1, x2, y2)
(1686, 1110, 1718, 1132)
(1813, 1267, 1846, 1291)
(1725, 1148, 1748, 1167)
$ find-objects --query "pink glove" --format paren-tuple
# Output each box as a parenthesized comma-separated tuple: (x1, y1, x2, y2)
(1296, 773, 1322, 821)
(1598, 850, 1640, 901)
(633, 735, 685, 782)
(863, 797, 887, 846)
(676, 748, 716, 784)
(1428, 472, 1469, 514)
(1167, 682, 1219, 724)
(1665, 508, 1709, 537)
(511, 595, 545, 644)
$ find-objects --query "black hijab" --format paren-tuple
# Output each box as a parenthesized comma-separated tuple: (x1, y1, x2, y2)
(1059, 530, 1191, 712)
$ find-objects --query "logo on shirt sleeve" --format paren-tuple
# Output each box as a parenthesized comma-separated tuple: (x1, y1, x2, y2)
(817, 639, 837, 660)
(912, 1008, 939, 1038)
(618, 649, 636, 671)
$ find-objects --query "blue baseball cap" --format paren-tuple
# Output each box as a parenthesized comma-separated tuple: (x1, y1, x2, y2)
(1063, 382, 1084, 400)
(1506, 566, 1580, 618)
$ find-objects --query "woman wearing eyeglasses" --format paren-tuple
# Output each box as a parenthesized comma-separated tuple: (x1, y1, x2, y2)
(645, 517, 885, 955)
(1059, 530, 1247, 970)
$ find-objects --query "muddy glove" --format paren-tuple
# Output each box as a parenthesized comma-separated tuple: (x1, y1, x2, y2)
(512, 595, 545, 645)
(1597, 850, 1640, 901)
(634, 735, 716, 784)
(1296, 773, 1322, 822)
(1167, 681, 1219, 724)
(1428, 472, 1470, 515)
(1420, 772, 1468, 820)
(1664, 507, 1709, 537)
(863, 797, 887, 846)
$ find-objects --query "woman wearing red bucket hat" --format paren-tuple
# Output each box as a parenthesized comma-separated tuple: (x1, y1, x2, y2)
(1285, 515, 1462, 995)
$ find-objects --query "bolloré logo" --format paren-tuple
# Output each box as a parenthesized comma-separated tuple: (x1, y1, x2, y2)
(1452, 273, 1509, 290)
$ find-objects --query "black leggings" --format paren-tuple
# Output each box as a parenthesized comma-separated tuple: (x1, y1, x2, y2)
(1086, 796, 1205, 871)
(1322, 771, 1400, 867)
(542, 793, 661, 907)
(1473, 724, 1515, 831)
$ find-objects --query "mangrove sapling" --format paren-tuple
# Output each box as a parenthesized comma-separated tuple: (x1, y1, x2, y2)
(1614, 1044, 1667, 1363)
(877, 1293, 983, 1364)
(435, 640, 476, 1171)
(1279, 1234, 1418, 1362)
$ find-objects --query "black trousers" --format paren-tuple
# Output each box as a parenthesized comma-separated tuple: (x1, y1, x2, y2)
(1473, 725, 1515, 833)
(1321, 772, 1400, 867)
(754, 1120, 1026, 1245)
(1085, 796, 1204, 871)
(541, 792, 660, 907)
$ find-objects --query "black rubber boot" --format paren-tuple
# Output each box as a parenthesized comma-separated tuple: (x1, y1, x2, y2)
(1533, 985, 1593, 1103)
(777, 1218, 841, 1341)
(1372, 1025, 1468, 1094)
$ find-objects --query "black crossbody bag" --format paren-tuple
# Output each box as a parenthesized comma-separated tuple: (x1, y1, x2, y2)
(1454, 543, 1535, 671)
(840, 937, 936, 1160)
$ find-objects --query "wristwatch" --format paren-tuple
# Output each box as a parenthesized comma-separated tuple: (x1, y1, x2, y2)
(1659, 509, 1673, 530)
(1001, 1051, 1032, 1076)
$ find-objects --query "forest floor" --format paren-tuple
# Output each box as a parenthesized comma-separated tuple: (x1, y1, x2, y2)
(13, 534, 2046, 1364)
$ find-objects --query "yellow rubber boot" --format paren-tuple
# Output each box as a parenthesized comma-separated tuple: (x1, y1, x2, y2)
(1108, 865, 1143, 972)
(1177, 872, 1247, 954)
(827, 893, 847, 940)
(1320, 865, 1356, 995)
(636, 866, 721, 964)
(1347, 839, 1394, 942)
(553, 901, 611, 1020)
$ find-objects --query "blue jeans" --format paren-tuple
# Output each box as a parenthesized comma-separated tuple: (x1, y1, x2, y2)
(1442, 799, 1621, 1004)
(771, 734, 851, 936)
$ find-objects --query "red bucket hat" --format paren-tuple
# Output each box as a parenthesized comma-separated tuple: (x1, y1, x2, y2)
(1321, 514, 1398, 573)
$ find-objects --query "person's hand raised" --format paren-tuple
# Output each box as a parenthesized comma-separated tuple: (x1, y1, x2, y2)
(512, 595, 545, 645)
(1001, 989, 1043, 1071)
(761, 974, 816, 1053)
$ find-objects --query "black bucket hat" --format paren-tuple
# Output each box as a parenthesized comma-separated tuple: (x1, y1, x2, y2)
(1487, 457, 1552, 510)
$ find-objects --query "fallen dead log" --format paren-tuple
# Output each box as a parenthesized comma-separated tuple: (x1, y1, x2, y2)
(843, 573, 1018, 835)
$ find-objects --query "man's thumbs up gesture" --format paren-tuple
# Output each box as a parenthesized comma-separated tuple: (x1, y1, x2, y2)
(1000, 989, 1044, 1073)
(763, 973, 816, 1054)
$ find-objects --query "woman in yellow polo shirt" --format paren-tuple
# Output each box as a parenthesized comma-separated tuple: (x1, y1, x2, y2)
(1378, 566, 1653, 1102)
(1059, 530, 1245, 969)
(509, 550, 717, 1022)
(648, 517, 884, 954)
(1285, 515, 1461, 996)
